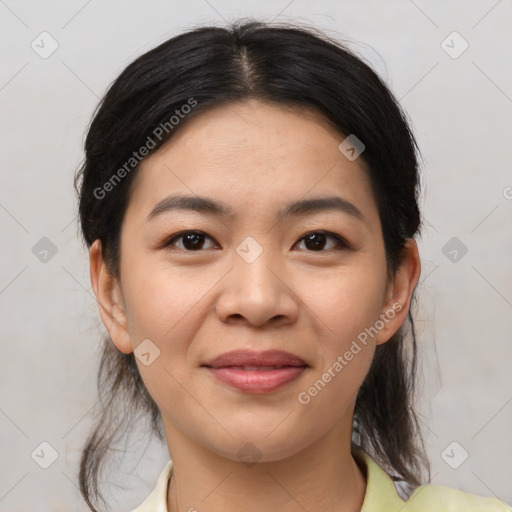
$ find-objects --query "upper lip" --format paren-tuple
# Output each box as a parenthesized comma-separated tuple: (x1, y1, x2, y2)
(202, 349, 308, 368)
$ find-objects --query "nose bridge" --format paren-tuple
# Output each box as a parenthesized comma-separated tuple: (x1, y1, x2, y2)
(215, 236, 297, 326)
(233, 235, 280, 300)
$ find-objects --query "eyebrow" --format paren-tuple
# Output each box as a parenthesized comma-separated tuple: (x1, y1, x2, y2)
(146, 194, 365, 224)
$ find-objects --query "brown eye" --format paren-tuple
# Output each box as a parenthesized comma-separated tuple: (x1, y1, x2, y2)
(164, 231, 218, 251)
(163, 230, 349, 252)
(295, 231, 349, 251)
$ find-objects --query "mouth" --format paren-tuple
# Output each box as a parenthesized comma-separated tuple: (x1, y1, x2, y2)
(201, 349, 308, 393)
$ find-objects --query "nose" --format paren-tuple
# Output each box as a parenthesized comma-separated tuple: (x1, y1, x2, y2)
(215, 248, 299, 328)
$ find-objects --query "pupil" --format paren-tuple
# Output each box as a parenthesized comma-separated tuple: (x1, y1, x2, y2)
(305, 233, 326, 251)
(184, 233, 203, 250)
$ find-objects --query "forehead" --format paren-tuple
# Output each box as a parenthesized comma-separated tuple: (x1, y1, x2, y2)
(125, 99, 379, 227)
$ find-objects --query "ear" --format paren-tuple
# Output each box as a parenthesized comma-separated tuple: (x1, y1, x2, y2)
(375, 238, 421, 345)
(89, 239, 133, 354)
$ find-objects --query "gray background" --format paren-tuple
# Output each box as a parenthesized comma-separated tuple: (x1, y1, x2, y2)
(1, 0, 511, 510)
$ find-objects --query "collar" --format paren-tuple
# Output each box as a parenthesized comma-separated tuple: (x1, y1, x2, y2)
(355, 449, 409, 510)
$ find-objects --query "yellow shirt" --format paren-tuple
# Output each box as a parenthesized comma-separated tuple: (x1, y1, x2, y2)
(130, 450, 510, 511)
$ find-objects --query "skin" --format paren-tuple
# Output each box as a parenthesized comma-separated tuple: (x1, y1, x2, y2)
(90, 99, 421, 512)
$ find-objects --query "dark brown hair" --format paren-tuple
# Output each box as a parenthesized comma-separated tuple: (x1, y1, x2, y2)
(74, 18, 429, 511)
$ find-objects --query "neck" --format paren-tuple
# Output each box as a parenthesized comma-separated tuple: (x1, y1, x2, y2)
(165, 422, 367, 512)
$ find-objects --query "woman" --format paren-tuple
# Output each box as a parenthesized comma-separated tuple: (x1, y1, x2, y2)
(74, 19, 508, 512)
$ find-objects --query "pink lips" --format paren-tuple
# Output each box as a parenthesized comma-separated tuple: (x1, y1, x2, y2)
(202, 349, 308, 393)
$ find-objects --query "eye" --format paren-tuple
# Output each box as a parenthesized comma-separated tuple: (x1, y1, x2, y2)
(293, 231, 350, 252)
(162, 230, 350, 252)
(163, 230, 219, 251)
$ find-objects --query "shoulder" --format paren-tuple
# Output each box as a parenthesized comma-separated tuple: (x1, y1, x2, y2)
(356, 449, 510, 512)
(403, 483, 510, 511)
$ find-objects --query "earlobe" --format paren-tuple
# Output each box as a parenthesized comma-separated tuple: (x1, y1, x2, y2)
(375, 238, 421, 345)
(89, 239, 134, 354)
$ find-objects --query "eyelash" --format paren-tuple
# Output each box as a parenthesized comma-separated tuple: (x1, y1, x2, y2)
(162, 230, 351, 252)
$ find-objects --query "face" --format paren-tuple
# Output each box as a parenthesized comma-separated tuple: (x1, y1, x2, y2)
(91, 99, 419, 463)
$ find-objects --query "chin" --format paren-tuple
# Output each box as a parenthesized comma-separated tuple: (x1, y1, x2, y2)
(204, 428, 315, 465)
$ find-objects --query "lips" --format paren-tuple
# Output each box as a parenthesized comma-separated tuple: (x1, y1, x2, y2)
(202, 350, 308, 393)
(202, 349, 308, 369)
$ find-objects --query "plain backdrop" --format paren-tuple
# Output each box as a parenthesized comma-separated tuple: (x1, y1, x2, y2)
(1, 0, 511, 510)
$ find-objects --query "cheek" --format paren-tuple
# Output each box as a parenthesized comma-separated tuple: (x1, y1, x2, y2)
(284, 261, 385, 417)
(297, 261, 387, 348)
(121, 261, 223, 401)
(121, 258, 222, 342)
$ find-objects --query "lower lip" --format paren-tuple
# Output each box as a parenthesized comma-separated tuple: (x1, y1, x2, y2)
(205, 366, 307, 393)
